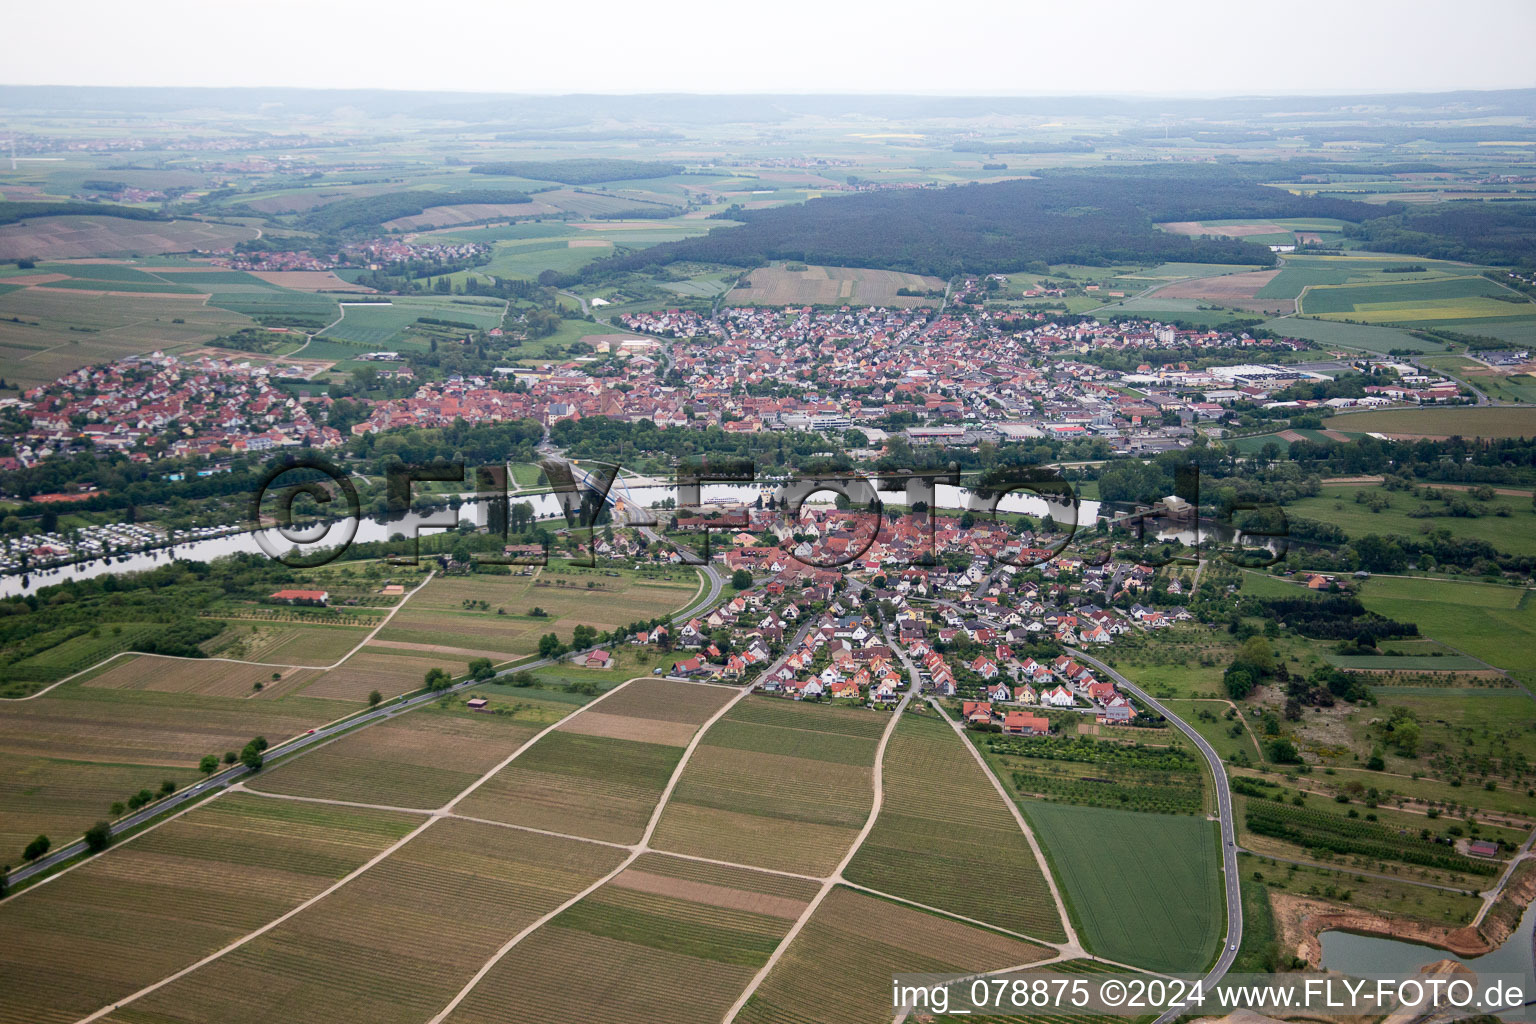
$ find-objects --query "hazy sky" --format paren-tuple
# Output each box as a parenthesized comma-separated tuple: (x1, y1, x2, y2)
(9, 0, 1536, 96)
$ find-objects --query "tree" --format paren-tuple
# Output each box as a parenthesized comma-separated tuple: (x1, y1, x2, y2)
(537, 632, 566, 659)
(1392, 721, 1421, 758)
(240, 743, 264, 772)
(1266, 738, 1302, 764)
(368, 690, 383, 708)
(22, 835, 49, 861)
(199, 754, 220, 775)
(159, 779, 176, 796)
(731, 568, 752, 591)
(467, 658, 495, 681)
(572, 624, 598, 650)
(84, 821, 112, 853)
(223, 750, 238, 765)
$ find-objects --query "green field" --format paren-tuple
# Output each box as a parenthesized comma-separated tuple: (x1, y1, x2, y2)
(1285, 482, 1536, 554)
(318, 296, 503, 348)
(843, 711, 1066, 941)
(1258, 316, 1443, 353)
(1356, 576, 1536, 686)
(1302, 276, 1536, 324)
(0, 286, 257, 387)
(1025, 802, 1223, 973)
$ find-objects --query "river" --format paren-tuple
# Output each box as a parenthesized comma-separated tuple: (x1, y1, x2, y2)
(0, 481, 1103, 599)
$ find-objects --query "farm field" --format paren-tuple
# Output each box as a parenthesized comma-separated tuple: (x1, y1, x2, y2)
(1332, 405, 1536, 438)
(1284, 483, 1536, 554)
(0, 794, 418, 1024)
(0, 750, 200, 865)
(1025, 802, 1222, 973)
(442, 853, 821, 1024)
(1151, 269, 1293, 313)
(1301, 276, 1536, 324)
(299, 645, 475, 701)
(0, 666, 362, 856)
(0, 285, 257, 387)
(97, 817, 626, 1024)
(735, 886, 1054, 1024)
(0, 216, 257, 260)
(725, 263, 945, 307)
(843, 711, 1066, 941)
(454, 678, 737, 843)
(77, 652, 322, 698)
(317, 296, 503, 349)
(1258, 316, 1442, 353)
(371, 568, 700, 665)
(200, 621, 372, 666)
(650, 697, 887, 876)
(381, 201, 550, 230)
(247, 692, 573, 808)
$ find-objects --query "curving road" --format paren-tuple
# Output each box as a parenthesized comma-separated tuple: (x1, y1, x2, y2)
(1068, 647, 1242, 1022)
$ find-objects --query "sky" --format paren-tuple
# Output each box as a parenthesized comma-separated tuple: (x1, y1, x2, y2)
(8, 0, 1536, 96)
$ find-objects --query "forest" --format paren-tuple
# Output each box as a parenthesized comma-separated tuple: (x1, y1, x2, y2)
(0, 201, 169, 226)
(580, 166, 1386, 278)
(1345, 202, 1536, 269)
(468, 159, 682, 184)
(293, 188, 531, 235)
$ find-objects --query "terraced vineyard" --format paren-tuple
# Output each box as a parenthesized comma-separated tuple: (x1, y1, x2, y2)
(0, 795, 418, 1024)
(442, 854, 820, 1024)
(844, 711, 1066, 941)
(650, 698, 887, 876)
(97, 819, 628, 1024)
(736, 886, 1054, 1024)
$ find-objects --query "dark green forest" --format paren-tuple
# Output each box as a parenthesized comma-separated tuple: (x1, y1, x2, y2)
(579, 166, 1388, 278)
(469, 159, 682, 184)
(293, 189, 531, 235)
(0, 201, 170, 227)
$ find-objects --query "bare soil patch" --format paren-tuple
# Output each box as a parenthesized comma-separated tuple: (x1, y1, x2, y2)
(608, 867, 810, 919)
(557, 710, 699, 746)
(249, 270, 376, 292)
(1156, 269, 1290, 312)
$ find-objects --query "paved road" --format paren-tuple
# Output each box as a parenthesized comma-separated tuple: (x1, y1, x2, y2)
(1068, 647, 1242, 1022)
